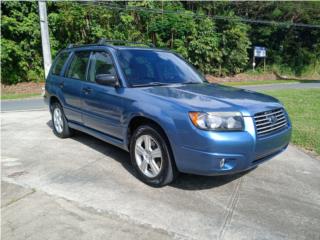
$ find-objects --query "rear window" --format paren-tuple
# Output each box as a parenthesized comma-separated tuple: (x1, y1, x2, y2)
(66, 51, 91, 81)
(51, 52, 70, 75)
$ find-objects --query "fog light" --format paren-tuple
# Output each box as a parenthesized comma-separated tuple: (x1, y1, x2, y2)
(220, 158, 225, 168)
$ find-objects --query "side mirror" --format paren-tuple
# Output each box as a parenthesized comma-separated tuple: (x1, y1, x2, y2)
(96, 74, 118, 87)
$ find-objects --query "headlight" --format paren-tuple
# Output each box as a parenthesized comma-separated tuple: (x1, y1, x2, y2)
(189, 112, 244, 131)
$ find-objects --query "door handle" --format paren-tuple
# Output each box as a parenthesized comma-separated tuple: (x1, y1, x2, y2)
(59, 82, 64, 89)
(82, 87, 92, 94)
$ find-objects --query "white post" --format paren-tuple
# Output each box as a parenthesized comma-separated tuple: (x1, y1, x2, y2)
(39, 0, 52, 78)
(253, 56, 255, 71)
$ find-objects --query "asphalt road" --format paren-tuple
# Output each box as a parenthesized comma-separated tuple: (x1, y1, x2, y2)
(1, 97, 47, 112)
(1, 82, 320, 112)
(1, 110, 320, 240)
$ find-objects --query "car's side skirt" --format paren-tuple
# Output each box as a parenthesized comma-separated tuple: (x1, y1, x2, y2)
(68, 122, 128, 151)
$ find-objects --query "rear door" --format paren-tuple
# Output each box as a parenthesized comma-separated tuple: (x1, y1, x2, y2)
(46, 50, 70, 103)
(61, 51, 90, 124)
(81, 50, 124, 139)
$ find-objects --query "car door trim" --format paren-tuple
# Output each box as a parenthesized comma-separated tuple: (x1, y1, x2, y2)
(68, 121, 126, 150)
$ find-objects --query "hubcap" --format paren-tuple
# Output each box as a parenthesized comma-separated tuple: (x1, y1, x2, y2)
(53, 108, 63, 133)
(135, 135, 163, 178)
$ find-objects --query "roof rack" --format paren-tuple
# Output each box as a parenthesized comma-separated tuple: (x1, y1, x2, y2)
(66, 39, 155, 49)
(98, 38, 155, 48)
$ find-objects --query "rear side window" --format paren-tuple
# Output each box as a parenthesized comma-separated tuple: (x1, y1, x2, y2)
(66, 51, 90, 80)
(51, 52, 70, 75)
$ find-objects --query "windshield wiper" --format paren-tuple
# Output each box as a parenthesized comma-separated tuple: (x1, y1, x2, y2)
(131, 82, 171, 87)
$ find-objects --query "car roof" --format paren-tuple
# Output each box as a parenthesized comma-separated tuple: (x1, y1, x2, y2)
(112, 45, 167, 51)
(63, 44, 167, 52)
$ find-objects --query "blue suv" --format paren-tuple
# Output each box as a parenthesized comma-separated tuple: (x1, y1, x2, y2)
(45, 40, 292, 187)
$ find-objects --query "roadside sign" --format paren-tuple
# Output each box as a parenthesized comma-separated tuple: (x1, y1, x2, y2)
(254, 46, 266, 58)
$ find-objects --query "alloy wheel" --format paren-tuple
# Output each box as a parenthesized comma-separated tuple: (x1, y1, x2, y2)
(53, 108, 63, 133)
(134, 135, 163, 178)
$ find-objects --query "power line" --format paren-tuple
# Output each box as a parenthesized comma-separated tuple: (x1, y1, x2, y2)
(80, 2, 320, 29)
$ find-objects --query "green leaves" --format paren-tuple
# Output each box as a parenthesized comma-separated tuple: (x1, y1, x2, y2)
(187, 18, 221, 74)
(1, 1, 319, 84)
(1, 2, 44, 84)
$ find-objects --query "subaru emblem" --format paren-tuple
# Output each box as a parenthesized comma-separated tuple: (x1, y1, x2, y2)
(267, 115, 277, 124)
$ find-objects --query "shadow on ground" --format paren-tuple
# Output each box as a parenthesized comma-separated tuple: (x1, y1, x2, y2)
(47, 120, 250, 190)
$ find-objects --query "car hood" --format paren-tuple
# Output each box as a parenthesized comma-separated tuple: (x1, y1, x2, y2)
(140, 83, 282, 116)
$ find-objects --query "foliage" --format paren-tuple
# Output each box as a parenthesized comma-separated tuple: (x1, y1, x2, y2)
(1, 2, 44, 84)
(187, 18, 221, 74)
(1, 1, 319, 84)
(227, 1, 320, 76)
(217, 15, 251, 76)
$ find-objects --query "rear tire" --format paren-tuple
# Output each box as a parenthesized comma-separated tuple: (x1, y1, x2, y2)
(130, 124, 177, 187)
(51, 102, 73, 138)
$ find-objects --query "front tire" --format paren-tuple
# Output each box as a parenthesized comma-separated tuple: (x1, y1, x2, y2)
(130, 124, 177, 187)
(51, 102, 73, 138)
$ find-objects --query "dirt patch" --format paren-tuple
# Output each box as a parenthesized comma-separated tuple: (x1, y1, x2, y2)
(205, 72, 279, 83)
(1, 82, 44, 95)
(205, 71, 320, 83)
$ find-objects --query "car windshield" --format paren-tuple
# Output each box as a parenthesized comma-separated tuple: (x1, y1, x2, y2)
(117, 49, 204, 87)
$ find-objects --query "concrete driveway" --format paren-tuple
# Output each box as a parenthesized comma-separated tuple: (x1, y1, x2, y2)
(1, 110, 320, 240)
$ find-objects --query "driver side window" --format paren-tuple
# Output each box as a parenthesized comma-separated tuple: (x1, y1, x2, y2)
(89, 52, 116, 82)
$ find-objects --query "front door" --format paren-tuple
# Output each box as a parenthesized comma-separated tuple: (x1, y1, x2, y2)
(81, 51, 124, 139)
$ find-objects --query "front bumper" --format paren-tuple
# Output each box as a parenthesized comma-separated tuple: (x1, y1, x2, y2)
(173, 117, 292, 176)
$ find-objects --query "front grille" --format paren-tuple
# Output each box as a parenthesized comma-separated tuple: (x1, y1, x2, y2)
(254, 108, 288, 136)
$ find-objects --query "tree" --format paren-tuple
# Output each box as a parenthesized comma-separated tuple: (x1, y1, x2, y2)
(1, 2, 44, 84)
(217, 14, 251, 75)
(1, 1, 319, 84)
(187, 18, 221, 74)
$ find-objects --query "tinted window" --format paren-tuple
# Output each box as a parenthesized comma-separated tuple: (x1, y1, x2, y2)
(52, 52, 69, 75)
(117, 50, 204, 86)
(89, 52, 116, 82)
(66, 51, 90, 80)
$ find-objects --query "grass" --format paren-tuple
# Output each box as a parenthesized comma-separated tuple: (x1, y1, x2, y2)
(1, 93, 41, 100)
(261, 89, 320, 155)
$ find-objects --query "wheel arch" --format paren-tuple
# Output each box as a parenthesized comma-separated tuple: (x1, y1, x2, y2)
(49, 95, 61, 112)
(127, 115, 178, 172)
(127, 116, 166, 147)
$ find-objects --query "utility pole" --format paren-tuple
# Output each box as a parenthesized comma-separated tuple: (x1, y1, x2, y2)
(38, 0, 52, 78)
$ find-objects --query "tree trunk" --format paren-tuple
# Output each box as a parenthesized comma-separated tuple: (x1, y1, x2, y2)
(151, 32, 157, 46)
(171, 31, 174, 48)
